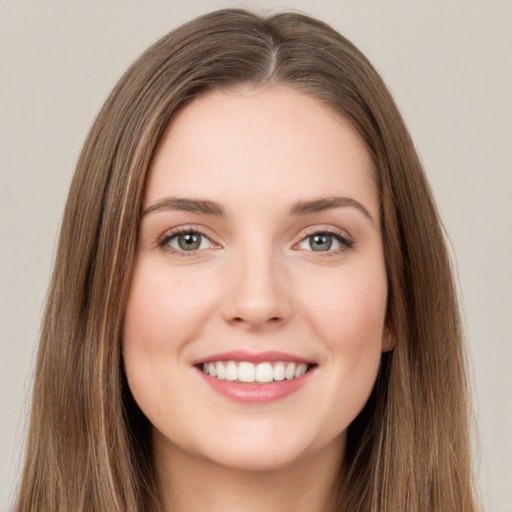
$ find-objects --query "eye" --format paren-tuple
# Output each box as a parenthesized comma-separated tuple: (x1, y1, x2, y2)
(160, 230, 216, 252)
(295, 231, 353, 253)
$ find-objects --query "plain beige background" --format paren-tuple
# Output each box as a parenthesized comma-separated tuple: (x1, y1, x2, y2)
(1, 1, 511, 510)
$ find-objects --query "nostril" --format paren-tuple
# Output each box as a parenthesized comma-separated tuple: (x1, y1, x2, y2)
(229, 315, 283, 327)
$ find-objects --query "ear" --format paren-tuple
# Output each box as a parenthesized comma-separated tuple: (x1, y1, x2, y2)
(381, 319, 395, 353)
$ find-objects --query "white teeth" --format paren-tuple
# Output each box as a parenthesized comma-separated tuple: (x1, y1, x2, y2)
(255, 362, 274, 383)
(273, 362, 285, 381)
(285, 363, 296, 380)
(238, 362, 256, 382)
(225, 361, 238, 381)
(215, 361, 226, 379)
(201, 360, 311, 383)
(294, 363, 307, 378)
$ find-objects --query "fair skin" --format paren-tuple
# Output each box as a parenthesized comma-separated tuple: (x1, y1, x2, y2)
(123, 86, 391, 512)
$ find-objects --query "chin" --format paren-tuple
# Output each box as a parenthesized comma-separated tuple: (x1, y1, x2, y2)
(187, 422, 345, 474)
(207, 443, 305, 473)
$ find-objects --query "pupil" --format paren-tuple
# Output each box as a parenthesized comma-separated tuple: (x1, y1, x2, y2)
(178, 233, 200, 250)
(311, 234, 332, 251)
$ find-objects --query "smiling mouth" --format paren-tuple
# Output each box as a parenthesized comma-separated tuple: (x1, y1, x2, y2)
(200, 361, 315, 384)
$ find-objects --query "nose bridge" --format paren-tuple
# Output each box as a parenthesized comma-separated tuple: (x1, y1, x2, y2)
(224, 236, 289, 328)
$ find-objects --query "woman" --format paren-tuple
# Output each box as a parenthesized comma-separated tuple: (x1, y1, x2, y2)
(15, 8, 478, 512)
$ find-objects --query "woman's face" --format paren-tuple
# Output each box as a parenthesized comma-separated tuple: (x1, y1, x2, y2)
(123, 86, 390, 472)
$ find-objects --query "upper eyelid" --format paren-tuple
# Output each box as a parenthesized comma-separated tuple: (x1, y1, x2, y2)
(293, 225, 355, 252)
(157, 225, 219, 248)
(297, 224, 353, 240)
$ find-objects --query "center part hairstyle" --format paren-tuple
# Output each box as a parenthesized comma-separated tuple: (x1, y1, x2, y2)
(16, 8, 478, 512)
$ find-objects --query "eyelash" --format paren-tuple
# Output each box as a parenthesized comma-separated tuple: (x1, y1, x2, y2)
(295, 227, 354, 257)
(157, 226, 354, 257)
(157, 226, 216, 256)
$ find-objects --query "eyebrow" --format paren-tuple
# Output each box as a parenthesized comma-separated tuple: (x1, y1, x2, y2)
(288, 196, 374, 224)
(143, 197, 226, 217)
(143, 195, 374, 224)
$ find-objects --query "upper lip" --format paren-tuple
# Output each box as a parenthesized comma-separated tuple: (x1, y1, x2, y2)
(192, 350, 313, 365)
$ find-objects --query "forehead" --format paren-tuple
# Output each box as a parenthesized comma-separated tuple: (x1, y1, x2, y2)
(145, 86, 378, 216)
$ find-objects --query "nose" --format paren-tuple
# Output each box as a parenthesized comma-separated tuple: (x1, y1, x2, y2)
(222, 244, 291, 330)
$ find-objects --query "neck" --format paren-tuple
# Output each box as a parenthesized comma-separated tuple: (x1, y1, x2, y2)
(153, 435, 344, 512)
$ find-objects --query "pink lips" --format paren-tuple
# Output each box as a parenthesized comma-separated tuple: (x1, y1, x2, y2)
(193, 350, 311, 365)
(193, 350, 315, 404)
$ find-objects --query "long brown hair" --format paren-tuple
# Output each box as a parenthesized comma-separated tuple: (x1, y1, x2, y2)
(16, 8, 478, 511)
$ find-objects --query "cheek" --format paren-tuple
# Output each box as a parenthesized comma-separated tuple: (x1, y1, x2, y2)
(305, 267, 388, 349)
(300, 265, 387, 398)
(123, 260, 215, 354)
(314, 277, 387, 430)
(122, 260, 212, 410)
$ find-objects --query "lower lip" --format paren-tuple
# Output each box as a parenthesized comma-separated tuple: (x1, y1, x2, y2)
(197, 367, 314, 403)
